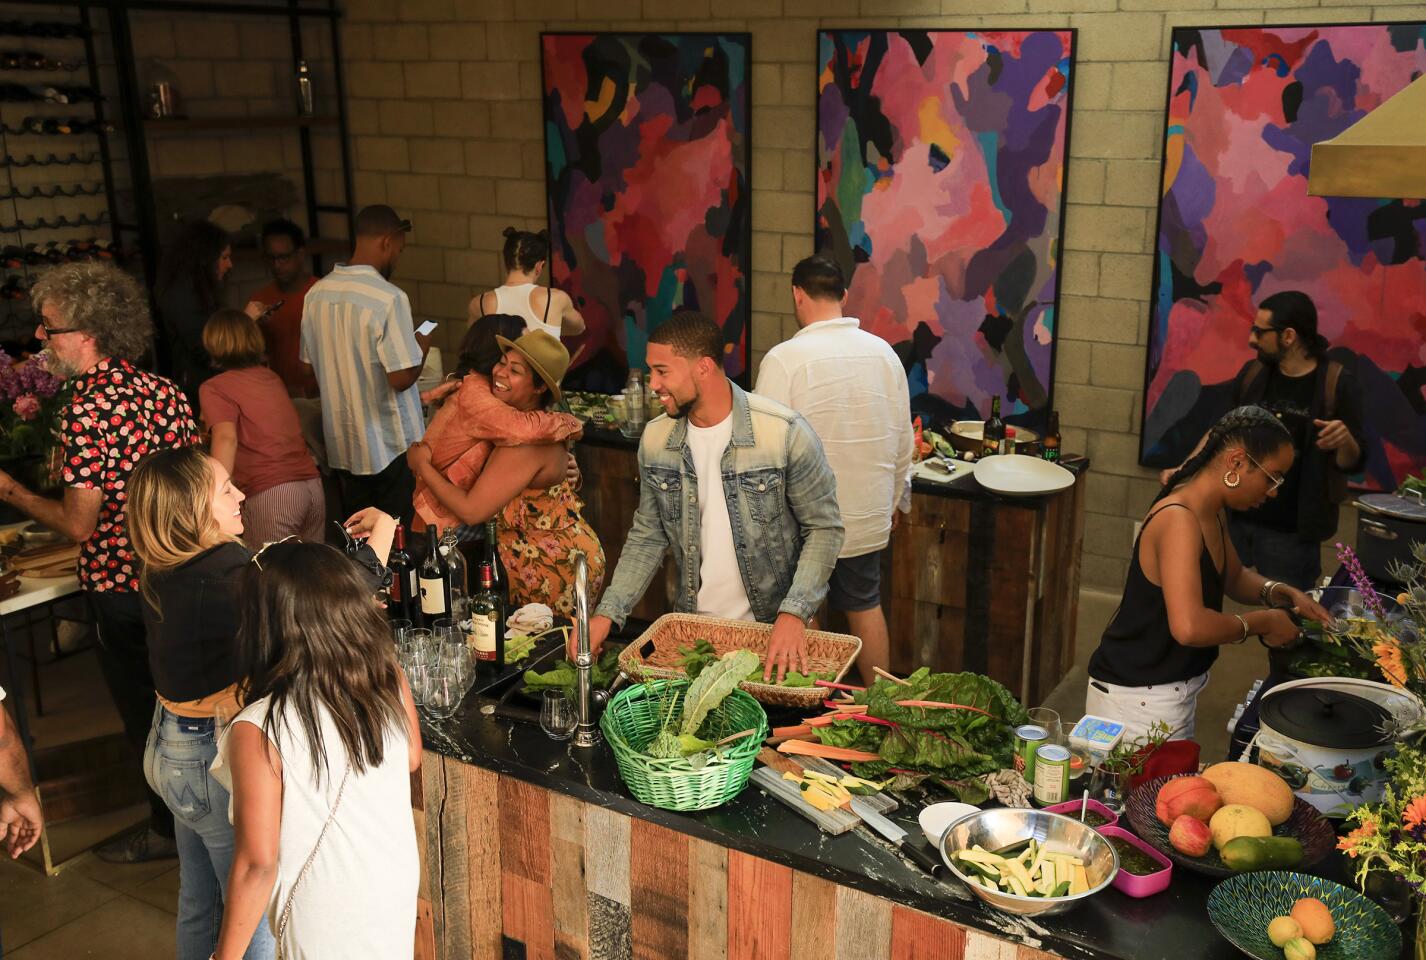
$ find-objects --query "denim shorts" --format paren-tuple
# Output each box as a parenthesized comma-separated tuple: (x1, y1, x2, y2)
(827, 550, 883, 612)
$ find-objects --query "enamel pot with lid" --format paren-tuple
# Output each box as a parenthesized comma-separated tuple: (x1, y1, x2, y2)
(1254, 679, 1414, 818)
(1354, 490, 1426, 584)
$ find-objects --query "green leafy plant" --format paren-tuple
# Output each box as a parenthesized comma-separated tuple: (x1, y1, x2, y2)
(522, 647, 622, 700)
(645, 650, 759, 759)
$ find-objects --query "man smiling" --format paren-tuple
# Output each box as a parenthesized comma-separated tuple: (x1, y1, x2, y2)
(576, 312, 843, 682)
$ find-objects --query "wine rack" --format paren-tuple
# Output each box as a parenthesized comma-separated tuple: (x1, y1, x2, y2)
(0, 7, 121, 341)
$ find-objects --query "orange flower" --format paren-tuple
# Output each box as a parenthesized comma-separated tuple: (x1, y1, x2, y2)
(1373, 641, 1408, 689)
(1405, 795, 1426, 831)
(1400, 592, 1412, 606)
(1337, 820, 1377, 857)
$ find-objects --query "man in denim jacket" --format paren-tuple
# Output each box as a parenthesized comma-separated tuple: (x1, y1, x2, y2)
(579, 312, 844, 681)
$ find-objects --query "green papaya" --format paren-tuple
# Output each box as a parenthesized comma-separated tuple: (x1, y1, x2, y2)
(1219, 836, 1304, 872)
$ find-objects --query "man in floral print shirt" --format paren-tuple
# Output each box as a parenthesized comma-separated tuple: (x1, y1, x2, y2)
(0, 262, 197, 863)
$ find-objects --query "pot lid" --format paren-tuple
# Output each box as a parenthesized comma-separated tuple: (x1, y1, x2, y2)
(1357, 492, 1426, 522)
(1260, 687, 1394, 750)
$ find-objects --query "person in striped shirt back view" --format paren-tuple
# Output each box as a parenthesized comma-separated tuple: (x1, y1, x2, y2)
(300, 205, 432, 524)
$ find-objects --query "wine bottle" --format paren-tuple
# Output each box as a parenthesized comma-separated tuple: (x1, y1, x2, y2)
(468, 562, 505, 670)
(982, 395, 1005, 458)
(388, 523, 418, 624)
(1042, 410, 1062, 463)
(483, 519, 508, 609)
(418, 525, 449, 620)
(439, 527, 467, 613)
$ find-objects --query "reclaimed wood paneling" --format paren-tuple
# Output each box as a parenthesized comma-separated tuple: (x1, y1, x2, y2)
(550, 793, 589, 960)
(726, 850, 792, 960)
(630, 819, 690, 960)
(461, 764, 504, 959)
(500, 777, 554, 959)
(789, 873, 838, 960)
(964, 931, 1020, 960)
(834, 886, 892, 960)
(415, 897, 436, 960)
(890, 905, 967, 960)
(584, 803, 631, 906)
(687, 838, 728, 960)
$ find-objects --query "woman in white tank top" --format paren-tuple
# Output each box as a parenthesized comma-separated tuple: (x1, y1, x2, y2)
(469, 226, 585, 339)
(210, 533, 423, 960)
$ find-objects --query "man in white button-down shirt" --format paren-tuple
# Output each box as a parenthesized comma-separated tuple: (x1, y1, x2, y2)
(0, 684, 42, 858)
(756, 256, 915, 682)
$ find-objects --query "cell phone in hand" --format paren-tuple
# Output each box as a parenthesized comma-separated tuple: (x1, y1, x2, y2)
(416, 320, 438, 337)
(257, 299, 283, 319)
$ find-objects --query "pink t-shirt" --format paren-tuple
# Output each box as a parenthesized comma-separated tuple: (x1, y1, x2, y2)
(199, 366, 318, 497)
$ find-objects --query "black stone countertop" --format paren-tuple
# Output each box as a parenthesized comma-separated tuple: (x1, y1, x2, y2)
(575, 423, 1090, 505)
(420, 698, 1383, 960)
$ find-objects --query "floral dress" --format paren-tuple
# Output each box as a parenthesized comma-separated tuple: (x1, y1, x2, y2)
(498, 480, 605, 617)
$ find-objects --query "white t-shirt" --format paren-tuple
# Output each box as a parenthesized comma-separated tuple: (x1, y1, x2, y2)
(685, 413, 754, 621)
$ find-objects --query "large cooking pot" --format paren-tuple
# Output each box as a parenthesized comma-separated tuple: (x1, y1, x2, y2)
(1253, 677, 1422, 818)
(1354, 491, 1426, 584)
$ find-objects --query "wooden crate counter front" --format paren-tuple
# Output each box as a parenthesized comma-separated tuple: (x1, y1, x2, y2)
(574, 429, 1088, 706)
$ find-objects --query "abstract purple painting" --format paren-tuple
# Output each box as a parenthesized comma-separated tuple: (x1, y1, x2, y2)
(542, 33, 750, 390)
(1142, 24, 1426, 487)
(816, 29, 1075, 431)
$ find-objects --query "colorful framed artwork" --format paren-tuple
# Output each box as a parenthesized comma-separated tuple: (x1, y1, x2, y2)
(1142, 23, 1426, 488)
(541, 32, 751, 390)
(815, 28, 1076, 433)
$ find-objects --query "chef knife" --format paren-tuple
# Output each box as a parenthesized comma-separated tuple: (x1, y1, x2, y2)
(848, 797, 944, 877)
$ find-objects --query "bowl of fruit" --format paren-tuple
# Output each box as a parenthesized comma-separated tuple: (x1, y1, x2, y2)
(1206, 871, 1401, 959)
(940, 807, 1118, 917)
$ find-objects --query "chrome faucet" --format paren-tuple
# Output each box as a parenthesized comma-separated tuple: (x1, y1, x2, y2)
(571, 550, 600, 747)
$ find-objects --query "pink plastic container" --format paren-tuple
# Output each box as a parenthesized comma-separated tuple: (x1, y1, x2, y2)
(1039, 798, 1120, 830)
(1098, 825, 1172, 898)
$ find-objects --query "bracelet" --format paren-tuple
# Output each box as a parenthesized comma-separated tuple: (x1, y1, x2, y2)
(1232, 614, 1250, 644)
(1259, 580, 1281, 607)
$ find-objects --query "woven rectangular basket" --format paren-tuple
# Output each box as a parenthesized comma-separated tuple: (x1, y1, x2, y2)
(617, 613, 862, 709)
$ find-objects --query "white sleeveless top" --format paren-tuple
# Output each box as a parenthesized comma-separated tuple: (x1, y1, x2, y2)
(214, 695, 418, 959)
(489, 282, 562, 339)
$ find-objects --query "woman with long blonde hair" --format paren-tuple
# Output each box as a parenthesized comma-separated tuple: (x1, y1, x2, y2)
(128, 448, 395, 960)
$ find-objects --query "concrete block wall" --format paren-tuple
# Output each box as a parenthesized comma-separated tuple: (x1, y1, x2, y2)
(193, 0, 1400, 589)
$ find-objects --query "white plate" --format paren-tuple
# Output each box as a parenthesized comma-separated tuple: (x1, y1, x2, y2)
(972, 454, 1074, 497)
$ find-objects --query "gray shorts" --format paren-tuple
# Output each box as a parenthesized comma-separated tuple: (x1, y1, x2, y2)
(828, 549, 883, 612)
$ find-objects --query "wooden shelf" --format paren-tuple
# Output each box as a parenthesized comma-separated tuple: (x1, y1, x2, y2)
(143, 115, 339, 133)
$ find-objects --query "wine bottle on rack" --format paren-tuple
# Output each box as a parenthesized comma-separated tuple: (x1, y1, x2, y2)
(418, 526, 449, 621)
(387, 523, 418, 624)
(482, 519, 508, 610)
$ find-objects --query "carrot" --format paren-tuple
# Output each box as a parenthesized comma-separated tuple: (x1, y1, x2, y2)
(893, 700, 992, 717)
(776, 740, 881, 763)
(804, 716, 840, 728)
(771, 724, 813, 739)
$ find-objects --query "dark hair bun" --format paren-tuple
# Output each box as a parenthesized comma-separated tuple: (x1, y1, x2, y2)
(537, 229, 549, 241)
(503, 226, 518, 238)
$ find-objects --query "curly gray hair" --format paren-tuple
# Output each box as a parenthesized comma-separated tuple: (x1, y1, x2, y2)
(31, 261, 153, 361)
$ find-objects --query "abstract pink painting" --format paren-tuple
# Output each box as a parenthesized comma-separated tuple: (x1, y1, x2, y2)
(816, 29, 1075, 431)
(1142, 24, 1426, 488)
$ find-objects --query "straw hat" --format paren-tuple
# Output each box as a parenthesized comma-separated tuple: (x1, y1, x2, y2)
(495, 329, 572, 404)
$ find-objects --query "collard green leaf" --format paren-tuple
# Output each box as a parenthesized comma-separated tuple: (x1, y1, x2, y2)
(679, 650, 759, 736)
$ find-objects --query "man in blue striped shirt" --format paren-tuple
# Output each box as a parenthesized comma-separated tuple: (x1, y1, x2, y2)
(301, 205, 432, 523)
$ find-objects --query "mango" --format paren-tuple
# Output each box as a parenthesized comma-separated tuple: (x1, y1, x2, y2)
(1267, 916, 1302, 948)
(1283, 937, 1316, 960)
(1168, 814, 1213, 857)
(1290, 897, 1334, 945)
(1201, 762, 1295, 826)
(1210, 804, 1272, 851)
(1155, 775, 1222, 825)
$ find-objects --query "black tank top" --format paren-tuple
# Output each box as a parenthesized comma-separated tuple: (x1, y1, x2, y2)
(1088, 503, 1225, 687)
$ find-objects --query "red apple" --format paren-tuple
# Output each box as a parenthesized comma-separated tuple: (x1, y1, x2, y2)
(1169, 815, 1213, 857)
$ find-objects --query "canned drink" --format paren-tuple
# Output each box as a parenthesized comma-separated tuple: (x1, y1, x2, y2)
(1033, 744, 1071, 806)
(1013, 724, 1048, 780)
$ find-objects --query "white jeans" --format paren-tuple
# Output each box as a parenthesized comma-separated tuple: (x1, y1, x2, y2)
(1084, 672, 1210, 743)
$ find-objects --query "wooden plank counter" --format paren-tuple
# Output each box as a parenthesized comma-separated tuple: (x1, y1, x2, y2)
(574, 429, 1088, 705)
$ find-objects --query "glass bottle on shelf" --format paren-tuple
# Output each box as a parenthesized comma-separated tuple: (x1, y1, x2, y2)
(295, 59, 314, 116)
(1042, 411, 1062, 462)
(622, 368, 646, 433)
(439, 527, 467, 613)
(981, 395, 1005, 458)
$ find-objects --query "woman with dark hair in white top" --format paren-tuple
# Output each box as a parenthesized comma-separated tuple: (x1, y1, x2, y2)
(468, 226, 585, 339)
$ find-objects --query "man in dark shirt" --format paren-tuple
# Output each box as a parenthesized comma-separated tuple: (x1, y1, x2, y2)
(0, 262, 198, 863)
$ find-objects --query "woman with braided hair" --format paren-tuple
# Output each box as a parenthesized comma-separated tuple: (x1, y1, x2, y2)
(1086, 406, 1330, 741)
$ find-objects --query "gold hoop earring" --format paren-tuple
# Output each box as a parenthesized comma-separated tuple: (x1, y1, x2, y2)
(1223, 470, 1241, 489)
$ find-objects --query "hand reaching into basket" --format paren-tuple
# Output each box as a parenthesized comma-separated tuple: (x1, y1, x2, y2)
(567, 614, 613, 663)
(763, 613, 810, 684)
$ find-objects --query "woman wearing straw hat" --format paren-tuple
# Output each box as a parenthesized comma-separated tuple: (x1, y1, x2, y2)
(407, 330, 604, 615)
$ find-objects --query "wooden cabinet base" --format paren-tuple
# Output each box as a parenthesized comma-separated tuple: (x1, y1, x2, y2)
(413, 754, 1063, 960)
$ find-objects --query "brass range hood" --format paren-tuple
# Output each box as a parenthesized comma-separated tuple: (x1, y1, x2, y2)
(1309, 74, 1426, 199)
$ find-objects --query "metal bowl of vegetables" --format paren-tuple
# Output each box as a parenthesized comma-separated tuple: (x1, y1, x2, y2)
(940, 808, 1119, 917)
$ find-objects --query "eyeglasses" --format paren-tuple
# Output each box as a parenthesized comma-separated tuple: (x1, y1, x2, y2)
(38, 321, 78, 337)
(1249, 324, 1279, 338)
(1242, 451, 1285, 491)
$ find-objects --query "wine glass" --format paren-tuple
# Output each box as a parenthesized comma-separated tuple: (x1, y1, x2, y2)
(1027, 706, 1064, 746)
(540, 690, 576, 740)
(390, 618, 412, 647)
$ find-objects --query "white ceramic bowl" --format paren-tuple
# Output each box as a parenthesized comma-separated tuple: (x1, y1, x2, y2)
(972, 454, 1074, 497)
(918, 802, 980, 846)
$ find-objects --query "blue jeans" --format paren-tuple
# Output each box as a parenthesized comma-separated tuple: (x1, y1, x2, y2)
(1227, 517, 1323, 591)
(143, 705, 276, 960)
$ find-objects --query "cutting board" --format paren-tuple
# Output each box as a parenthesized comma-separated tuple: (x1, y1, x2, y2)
(12, 542, 79, 578)
(751, 748, 896, 835)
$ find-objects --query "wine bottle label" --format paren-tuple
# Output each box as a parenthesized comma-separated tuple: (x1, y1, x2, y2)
(419, 576, 446, 615)
(471, 614, 497, 661)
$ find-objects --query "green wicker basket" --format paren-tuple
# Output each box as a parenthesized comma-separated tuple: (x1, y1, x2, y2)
(600, 678, 768, 812)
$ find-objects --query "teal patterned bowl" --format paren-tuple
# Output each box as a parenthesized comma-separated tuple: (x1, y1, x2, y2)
(1206, 871, 1401, 960)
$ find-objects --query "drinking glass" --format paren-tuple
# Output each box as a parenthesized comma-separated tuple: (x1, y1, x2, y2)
(422, 662, 470, 720)
(540, 690, 576, 740)
(399, 643, 434, 705)
(390, 618, 412, 646)
(1028, 706, 1064, 746)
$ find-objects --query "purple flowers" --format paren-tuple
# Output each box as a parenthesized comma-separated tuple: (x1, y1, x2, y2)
(1336, 541, 1387, 620)
(0, 351, 62, 402)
